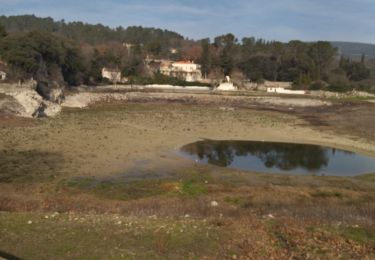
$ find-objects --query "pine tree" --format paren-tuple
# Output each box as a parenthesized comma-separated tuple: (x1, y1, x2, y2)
(0, 24, 7, 38)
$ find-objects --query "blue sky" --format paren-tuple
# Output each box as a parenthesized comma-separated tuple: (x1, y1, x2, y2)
(1, 0, 375, 43)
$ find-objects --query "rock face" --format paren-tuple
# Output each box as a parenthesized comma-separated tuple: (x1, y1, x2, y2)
(0, 82, 62, 118)
(41, 101, 62, 117)
(216, 82, 238, 91)
(36, 81, 64, 103)
(0, 88, 43, 118)
(62, 92, 128, 108)
(10, 89, 44, 117)
(0, 95, 25, 115)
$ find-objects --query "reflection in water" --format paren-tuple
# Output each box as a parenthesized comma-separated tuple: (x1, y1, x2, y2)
(180, 140, 375, 176)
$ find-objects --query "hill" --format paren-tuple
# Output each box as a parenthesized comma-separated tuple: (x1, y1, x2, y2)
(331, 41, 375, 60)
(0, 15, 184, 46)
(0, 15, 373, 93)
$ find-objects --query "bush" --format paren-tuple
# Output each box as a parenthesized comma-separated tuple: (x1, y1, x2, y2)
(181, 180, 207, 197)
(128, 73, 211, 87)
(0, 30, 85, 85)
(357, 84, 373, 93)
(309, 82, 324, 90)
(327, 84, 352, 93)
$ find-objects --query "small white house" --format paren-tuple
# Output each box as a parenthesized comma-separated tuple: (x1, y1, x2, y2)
(267, 87, 306, 95)
(0, 71, 6, 81)
(102, 68, 121, 83)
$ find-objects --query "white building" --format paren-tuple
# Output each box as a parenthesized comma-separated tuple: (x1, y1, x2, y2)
(160, 61, 202, 82)
(0, 60, 7, 81)
(264, 81, 292, 89)
(102, 68, 122, 83)
(267, 87, 305, 95)
(0, 71, 6, 81)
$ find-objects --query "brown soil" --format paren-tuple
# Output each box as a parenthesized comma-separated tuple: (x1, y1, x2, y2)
(0, 94, 374, 259)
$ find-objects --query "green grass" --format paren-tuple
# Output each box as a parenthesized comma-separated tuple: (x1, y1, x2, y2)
(337, 96, 375, 102)
(0, 149, 63, 183)
(355, 173, 375, 182)
(224, 196, 254, 208)
(181, 180, 207, 197)
(332, 226, 375, 245)
(0, 212, 224, 259)
(310, 190, 344, 199)
(66, 177, 172, 200)
(66, 174, 210, 200)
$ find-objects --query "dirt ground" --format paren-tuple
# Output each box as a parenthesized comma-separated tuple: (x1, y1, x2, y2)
(0, 93, 374, 259)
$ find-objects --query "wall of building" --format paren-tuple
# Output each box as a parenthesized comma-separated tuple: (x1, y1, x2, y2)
(0, 71, 6, 81)
(102, 68, 121, 82)
(160, 62, 202, 82)
(264, 81, 292, 89)
(267, 87, 306, 95)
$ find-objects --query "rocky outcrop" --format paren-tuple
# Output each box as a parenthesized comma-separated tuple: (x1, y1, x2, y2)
(216, 82, 238, 91)
(0, 82, 62, 118)
(0, 95, 25, 115)
(41, 101, 62, 117)
(9, 89, 44, 117)
(36, 81, 64, 103)
(62, 92, 128, 108)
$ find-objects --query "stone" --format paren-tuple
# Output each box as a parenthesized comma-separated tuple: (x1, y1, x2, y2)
(0, 83, 63, 118)
(36, 81, 64, 103)
(0, 95, 24, 115)
(42, 101, 62, 117)
(48, 88, 64, 104)
(210, 201, 219, 207)
(0, 89, 43, 118)
(216, 82, 238, 91)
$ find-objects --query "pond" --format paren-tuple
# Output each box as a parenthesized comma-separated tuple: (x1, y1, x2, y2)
(179, 140, 375, 176)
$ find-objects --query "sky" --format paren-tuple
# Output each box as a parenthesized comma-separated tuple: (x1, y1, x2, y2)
(1, 0, 375, 43)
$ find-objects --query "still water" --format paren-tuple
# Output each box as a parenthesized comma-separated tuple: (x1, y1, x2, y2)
(180, 140, 375, 176)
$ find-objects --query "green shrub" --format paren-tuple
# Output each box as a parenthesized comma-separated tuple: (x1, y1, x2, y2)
(128, 73, 211, 87)
(181, 180, 207, 197)
(327, 84, 352, 93)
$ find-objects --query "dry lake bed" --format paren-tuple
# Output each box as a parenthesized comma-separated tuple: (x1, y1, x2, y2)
(0, 93, 374, 259)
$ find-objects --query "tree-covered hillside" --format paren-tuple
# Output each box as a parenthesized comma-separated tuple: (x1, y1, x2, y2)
(0, 15, 374, 93)
(332, 42, 375, 60)
(0, 15, 184, 46)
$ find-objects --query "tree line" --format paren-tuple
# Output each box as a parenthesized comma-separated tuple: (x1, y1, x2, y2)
(0, 15, 374, 92)
(198, 34, 374, 92)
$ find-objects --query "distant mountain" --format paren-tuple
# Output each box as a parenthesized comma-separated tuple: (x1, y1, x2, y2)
(331, 41, 375, 60)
